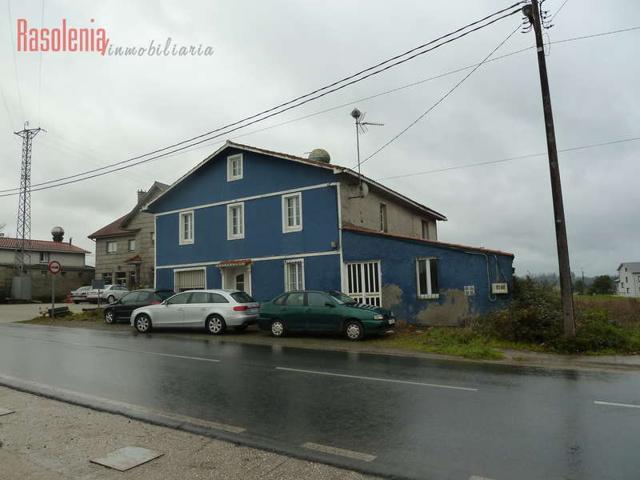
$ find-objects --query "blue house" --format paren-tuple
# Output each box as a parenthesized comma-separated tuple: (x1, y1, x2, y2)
(146, 141, 514, 326)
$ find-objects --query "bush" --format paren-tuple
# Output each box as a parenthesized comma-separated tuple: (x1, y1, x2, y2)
(554, 309, 634, 354)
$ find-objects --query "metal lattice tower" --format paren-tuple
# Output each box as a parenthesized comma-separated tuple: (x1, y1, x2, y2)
(14, 123, 43, 274)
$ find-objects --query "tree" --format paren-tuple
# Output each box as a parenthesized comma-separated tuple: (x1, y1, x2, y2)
(574, 278, 586, 295)
(588, 275, 615, 295)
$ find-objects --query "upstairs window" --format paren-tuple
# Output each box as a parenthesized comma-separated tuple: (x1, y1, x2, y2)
(421, 220, 430, 240)
(39, 252, 49, 264)
(380, 203, 388, 233)
(282, 192, 302, 233)
(128, 239, 136, 251)
(106, 241, 117, 254)
(179, 211, 194, 245)
(227, 202, 245, 240)
(227, 154, 243, 181)
(284, 259, 304, 292)
(416, 257, 439, 299)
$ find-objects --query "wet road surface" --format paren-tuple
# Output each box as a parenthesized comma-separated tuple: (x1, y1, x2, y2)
(0, 323, 639, 480)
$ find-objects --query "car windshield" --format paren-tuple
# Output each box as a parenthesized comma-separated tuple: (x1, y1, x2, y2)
(328, 291, 357, 305)
(156, 290, 174, 300)
(231, 292, 255, 303)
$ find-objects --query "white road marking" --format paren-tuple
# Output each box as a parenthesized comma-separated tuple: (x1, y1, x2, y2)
(469, 476, 496, 480)
(137, 351, 220, 363)
(594, 400, 640, 409)
(276, 367, 478, 392)
(302, 442, 376, 462)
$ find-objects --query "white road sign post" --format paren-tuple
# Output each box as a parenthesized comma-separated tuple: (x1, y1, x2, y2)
(48, 260, 62, 318)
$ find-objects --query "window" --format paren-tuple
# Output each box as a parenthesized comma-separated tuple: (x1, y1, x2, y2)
(115, 272, 127, 286)
(380, 204, 388, 232)
(121, 292, 143, 305)
(189, 291, 212, 304)
(106, 241, 117, 254)
(103, 273, 113, 284)
(464, 285, 476, 296)
(128, 271, 136, 286)
(227, 153, 243, 181)
(282, 192, 302, 233)
(416, 258, 439, 299)
(421, 220, 430, 240)
(235, 273, 245, 292)
(231, 291, 255, 303)
(227, 202, 245, 240)
(128, 239, 136, 251)
(179, 211, 194, 245)
(273, 294, 288, 305)
(307, 292, 330, 307)
(166, 292, 192, 305)
(285, 292, 305, 306)
(39, 252, 49, 264)
(150, 232, 155, 246)
(284, 259, 304, 291)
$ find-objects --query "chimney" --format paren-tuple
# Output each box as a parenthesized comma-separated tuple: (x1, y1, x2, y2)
(137, 190, 147, 204)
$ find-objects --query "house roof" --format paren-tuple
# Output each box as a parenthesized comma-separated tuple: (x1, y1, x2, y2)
(618, 262, 640, 273)
(0, 236, 90, 254)
(145, 141, 447, 221)
(89, 182, 169, 239)
(343, 224, 515, 257)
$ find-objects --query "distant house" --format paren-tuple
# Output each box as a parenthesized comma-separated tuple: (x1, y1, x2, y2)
(0, 229, 93, 301)
(89, 182, 168, 288)
(145, 141, 514, 326)
(617, 262, 640, 297)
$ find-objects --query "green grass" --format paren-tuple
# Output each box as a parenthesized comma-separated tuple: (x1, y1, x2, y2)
(23, 308, 103, 324)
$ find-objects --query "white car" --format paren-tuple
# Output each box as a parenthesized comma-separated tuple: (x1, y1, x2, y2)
(130, 289, 260, 335)
(86, 284, 129, 304)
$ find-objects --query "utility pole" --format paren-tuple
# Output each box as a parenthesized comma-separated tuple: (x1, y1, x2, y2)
(14, 123, 43, 274)
(523, 0, 575, 337)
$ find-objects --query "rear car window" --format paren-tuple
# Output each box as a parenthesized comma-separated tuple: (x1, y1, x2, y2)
(231, 292, 255, 303)
(209, 293, 229, 303)
(307, 292, 329, 306)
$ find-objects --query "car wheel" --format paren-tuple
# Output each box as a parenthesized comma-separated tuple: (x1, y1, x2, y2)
(345, 320, 364, 341)
(104, 310, 115, 324)
(107, 295, 116, 304)
(206, 315, 226, 335)
(270, 319, 285, 337)
(135, 314, 152, 333)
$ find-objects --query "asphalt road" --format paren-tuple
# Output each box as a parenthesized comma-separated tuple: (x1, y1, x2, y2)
(0, 323, 639, 480)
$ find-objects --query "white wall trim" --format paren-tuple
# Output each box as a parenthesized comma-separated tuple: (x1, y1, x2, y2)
(156, 182, 338, 217)
(336, 183, 345, 293)
(156, 250, 339, 270)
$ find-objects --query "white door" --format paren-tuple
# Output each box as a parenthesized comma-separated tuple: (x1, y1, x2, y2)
(346, 261, 382, 306)
(222, 266, 251, 295)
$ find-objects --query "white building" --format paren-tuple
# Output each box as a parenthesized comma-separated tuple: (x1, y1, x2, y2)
(617, 262, 640, 297)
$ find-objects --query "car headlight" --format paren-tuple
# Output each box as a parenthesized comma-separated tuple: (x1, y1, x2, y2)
(373, 314, 384, 320)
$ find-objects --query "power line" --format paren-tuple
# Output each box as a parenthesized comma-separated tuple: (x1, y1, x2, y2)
(551, 0, 571, 21)
(377, 136, 640, 181)
(0, 4, 523, 196)
(358, 25, 521, 168)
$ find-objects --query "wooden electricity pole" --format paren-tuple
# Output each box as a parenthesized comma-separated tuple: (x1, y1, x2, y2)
(523, 0, 575, 337)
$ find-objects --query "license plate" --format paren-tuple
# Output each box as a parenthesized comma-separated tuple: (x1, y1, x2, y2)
(388, 318, 396, 325)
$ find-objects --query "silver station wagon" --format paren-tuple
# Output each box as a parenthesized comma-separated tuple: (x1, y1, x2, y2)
(130, 289, 259, 335)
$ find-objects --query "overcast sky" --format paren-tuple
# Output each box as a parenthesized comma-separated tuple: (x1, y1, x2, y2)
(0, 0, 638, 275)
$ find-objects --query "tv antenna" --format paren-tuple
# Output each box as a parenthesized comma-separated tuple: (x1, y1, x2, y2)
(350, 108, 383, 198)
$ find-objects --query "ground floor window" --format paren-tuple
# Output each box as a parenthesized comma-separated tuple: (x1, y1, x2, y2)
(115, 272, 127, 286)
(102, 272, 113, 284)
(175, 268, 205, 292)
(129, 271, 137, 287)
(284, 259, 304, 291)
(346, 261, 381, 306)
(416, 258, 439, 299)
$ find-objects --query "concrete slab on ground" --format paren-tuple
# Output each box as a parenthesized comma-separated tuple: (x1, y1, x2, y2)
(91, 446, 163, 471)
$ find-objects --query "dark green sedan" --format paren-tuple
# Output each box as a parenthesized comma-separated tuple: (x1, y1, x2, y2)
(258, 290, 395, 341)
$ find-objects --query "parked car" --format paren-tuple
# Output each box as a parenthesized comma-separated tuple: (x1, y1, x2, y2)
(258, 290, 395, 341)
(86, 284, 129, 304)
(130, 289, 260, 334)
(70, 285, 92, 304)
(103, 289, 175, 324)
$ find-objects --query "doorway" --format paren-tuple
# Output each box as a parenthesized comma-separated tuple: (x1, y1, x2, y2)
(221, 265, 251, 295)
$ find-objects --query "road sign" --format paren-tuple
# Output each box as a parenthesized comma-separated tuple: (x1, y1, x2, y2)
(48, 260, 62, 275)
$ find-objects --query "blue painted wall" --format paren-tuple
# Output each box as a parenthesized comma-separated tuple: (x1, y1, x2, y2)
(342, 230, 514, 325)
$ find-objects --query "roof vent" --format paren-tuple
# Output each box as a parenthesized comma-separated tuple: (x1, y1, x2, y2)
(51, 226, 64, 242)
(308, 148, 331, 163)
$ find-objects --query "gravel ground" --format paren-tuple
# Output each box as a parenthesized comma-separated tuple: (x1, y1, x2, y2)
(0, 386, 374, 480)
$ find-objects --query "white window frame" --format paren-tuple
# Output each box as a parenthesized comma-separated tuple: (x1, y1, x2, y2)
(39, 251, 50, 264)
(106, 241, 118, 254)
(416, 257, 439, 299)
(227, 154, 243, 181)
(227, 202, 245, 240)
(284, 259, 305, 292)
(128, 239, 136, 251)
(179, 210, 194, 245)
(282, 192, 303, 233)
